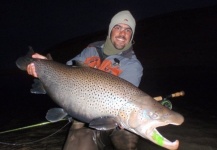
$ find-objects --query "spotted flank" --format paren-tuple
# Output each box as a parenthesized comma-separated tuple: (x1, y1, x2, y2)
(16, 49, 184, 150)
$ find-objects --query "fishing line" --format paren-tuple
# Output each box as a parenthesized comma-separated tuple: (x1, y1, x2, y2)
(0, 119, 72, 146)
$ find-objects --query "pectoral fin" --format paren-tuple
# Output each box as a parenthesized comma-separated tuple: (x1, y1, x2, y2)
(89, 117, 119, 130)
(46, 108, 69, 122)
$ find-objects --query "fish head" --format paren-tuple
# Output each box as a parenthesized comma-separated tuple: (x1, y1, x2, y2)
(118, 95, 184, 150)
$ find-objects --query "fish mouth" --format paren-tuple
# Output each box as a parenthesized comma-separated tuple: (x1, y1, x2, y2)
(144, 123, 179, 150)
(150, 128, 179, 150)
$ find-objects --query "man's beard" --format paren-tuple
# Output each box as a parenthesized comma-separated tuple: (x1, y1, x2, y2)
(113, 35, 127, 50)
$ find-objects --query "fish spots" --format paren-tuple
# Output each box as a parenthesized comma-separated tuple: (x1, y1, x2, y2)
(119, 111, 127, 120)
(36, 61, 145, 122)
(23, 59, 185, 150)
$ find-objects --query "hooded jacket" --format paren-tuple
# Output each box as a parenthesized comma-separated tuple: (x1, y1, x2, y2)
(66, 41, 143, 87)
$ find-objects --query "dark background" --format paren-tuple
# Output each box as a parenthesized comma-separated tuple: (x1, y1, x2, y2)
(1, 0, 217, 68)
(0, 0, 217, 137)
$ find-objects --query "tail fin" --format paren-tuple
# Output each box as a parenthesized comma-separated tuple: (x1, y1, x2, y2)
(16, 46, 35, 71)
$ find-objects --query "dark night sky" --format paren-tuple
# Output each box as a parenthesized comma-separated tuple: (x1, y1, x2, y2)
(1, 0, 217, 69)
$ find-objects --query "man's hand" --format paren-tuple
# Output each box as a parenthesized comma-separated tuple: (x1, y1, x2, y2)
(27, 53, 47, 77)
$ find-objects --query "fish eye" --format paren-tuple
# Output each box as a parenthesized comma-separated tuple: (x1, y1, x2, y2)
(149, 112, 159, 119)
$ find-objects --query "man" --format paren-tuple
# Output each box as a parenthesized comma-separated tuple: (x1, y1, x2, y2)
(27, 10, 143, 150)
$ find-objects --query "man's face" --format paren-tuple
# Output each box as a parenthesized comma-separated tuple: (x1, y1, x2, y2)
(110, 23, 132, 50)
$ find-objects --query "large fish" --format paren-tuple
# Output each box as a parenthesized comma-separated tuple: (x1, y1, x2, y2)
(16, 49, 184, 150)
